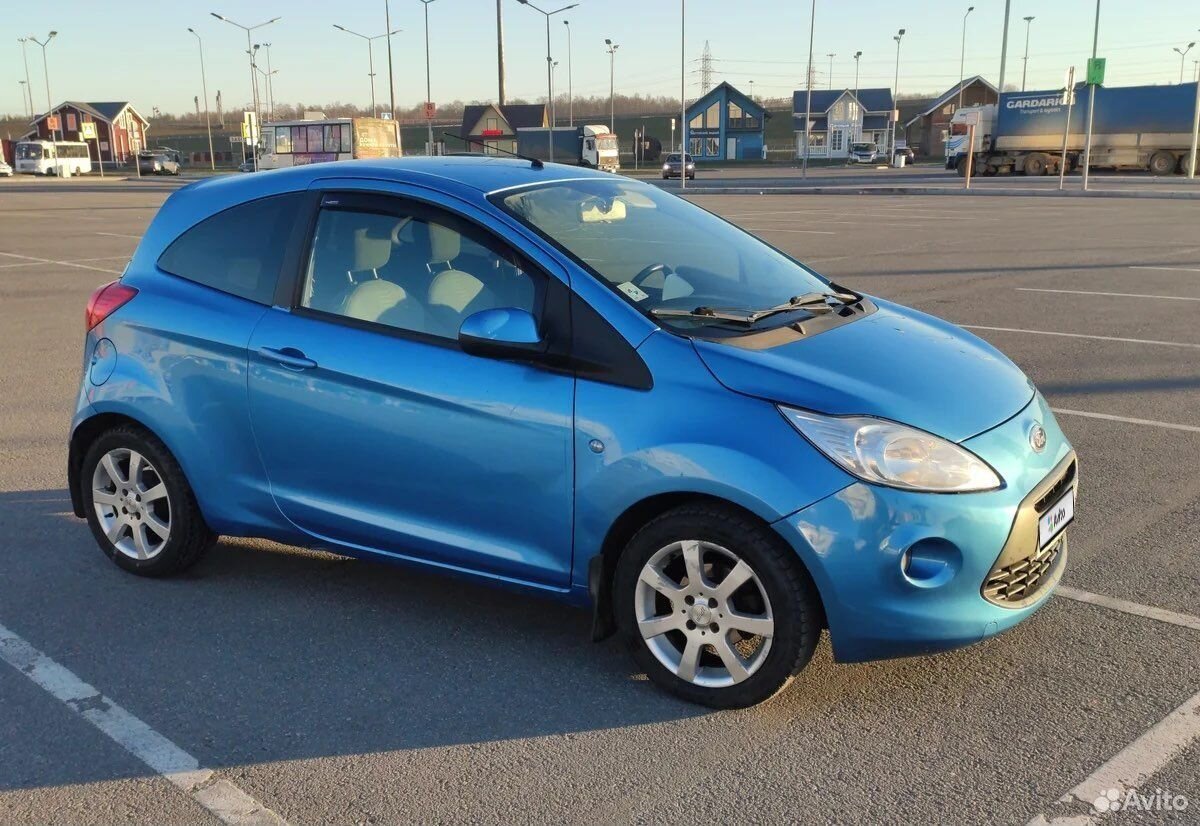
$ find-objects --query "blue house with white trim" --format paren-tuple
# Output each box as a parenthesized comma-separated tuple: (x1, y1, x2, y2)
(793, 87, 895, 159)
(684, 82, 768, 162)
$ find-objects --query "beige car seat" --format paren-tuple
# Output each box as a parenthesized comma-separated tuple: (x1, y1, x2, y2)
(340, 227, 427, 331)
(427, 224, 492, 313)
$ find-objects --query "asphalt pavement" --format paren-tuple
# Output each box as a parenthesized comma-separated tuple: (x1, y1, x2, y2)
(1, 176, 1198, 825)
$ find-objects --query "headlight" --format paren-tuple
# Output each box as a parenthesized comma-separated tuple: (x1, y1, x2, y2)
(779, 406, 1002, 493)
(663, 164, 670, 170)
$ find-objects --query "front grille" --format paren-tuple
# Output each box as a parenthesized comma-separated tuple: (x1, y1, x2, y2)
(1034, 460, 1076, 513)
(983, 537, 1063, 605)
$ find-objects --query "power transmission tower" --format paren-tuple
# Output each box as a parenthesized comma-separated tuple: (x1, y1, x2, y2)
(700, 40, 713, 92)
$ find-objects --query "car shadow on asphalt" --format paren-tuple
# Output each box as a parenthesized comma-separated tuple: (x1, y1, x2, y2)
(0, 489, 713, 791)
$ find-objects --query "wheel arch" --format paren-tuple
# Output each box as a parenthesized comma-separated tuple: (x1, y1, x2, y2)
(68, 411, 176, 518)
(587, 492, 826, 642)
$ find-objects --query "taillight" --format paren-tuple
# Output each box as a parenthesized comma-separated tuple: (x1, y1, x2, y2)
(85, 281, 138, 331)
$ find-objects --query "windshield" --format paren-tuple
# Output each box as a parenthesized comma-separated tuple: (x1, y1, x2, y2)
(851, 142, 876, 152)
(16, 143, 45, 160)
(596, 136, 617, 152)
(496, 179, 833, 326)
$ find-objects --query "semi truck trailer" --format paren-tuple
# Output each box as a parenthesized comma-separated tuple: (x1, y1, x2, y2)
(515, 125, 621, 171)
(947, 82, 1199, 176)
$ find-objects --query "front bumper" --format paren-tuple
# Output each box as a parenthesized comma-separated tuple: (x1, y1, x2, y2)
(775, 392, 1076, 663)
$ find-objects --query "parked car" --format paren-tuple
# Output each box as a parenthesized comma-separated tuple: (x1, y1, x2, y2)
(69, 158, 1076, 708)
(138, 151, 180, 176)
(848, 141, 881, 164)
(237, 159, 257, 173)
(661, 152, 695, 180)
(893, 145, 916, 165)
(0, 159, 12, 177)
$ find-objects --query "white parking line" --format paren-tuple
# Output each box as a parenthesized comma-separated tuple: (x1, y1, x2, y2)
(0, 621, 288, 826)
(1027, 688, 1200, 826)
(0, 251, 122, 275)
(1129, 265, 1200, 273)
(960, 324, 1200, 350)
(1017, 288, 1200, 302)
(1051, 408, 1200, 434)
(1056, 586, 1200, 632)
(742, 226, 837, 235)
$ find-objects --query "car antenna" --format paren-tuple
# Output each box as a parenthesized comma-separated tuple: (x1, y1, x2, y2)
(442, 132, 544, 169)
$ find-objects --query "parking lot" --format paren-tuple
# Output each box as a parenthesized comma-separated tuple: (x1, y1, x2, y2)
(1, 178, 1198, 824)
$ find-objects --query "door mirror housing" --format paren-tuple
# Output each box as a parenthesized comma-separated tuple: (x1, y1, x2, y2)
(458, 307, 546, 360)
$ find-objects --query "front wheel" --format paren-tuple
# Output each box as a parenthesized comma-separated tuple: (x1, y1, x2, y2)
(614, 505, 822, 708)
(81, 425, 214, 576)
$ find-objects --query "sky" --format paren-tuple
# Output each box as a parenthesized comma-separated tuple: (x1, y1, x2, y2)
(4, 0, 1198, 119)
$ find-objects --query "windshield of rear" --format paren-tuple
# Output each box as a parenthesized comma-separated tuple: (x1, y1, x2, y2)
(495, 179, 830, 323)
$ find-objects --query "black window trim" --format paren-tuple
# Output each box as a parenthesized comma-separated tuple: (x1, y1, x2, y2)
(279, 188, 564, 359)
(156, 190, 306, 307)
(276, 186, 651, 390)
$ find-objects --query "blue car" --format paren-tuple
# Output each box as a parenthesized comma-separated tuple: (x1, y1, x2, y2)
(70, 157, 1076, 708)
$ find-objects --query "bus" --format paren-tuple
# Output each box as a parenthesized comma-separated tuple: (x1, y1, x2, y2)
(15, 140, 93, 176)
(256, 117, 402, 170)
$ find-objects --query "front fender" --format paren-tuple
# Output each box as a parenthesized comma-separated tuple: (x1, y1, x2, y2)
(571, 330, 854, 590)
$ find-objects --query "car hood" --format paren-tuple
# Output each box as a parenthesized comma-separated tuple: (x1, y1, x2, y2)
(691, 298, 1035, 443)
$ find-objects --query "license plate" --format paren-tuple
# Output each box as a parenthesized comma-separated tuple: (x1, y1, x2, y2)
(1038, 488, 1074, 548)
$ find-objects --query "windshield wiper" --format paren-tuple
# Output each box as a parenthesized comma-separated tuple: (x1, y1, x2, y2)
(739, 291, 860, 323)
(652, 291, 859, 326)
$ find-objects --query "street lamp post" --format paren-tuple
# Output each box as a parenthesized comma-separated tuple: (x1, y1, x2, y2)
(210, 13, 280, 172)
(29, 32, 57, 144)
(997, 0, 1012, 94)
(17, 38, 35, 119)
(516, 0, 579, 163)
(419, 0, 438, 155)
(958, 6, 974, 109)
(826, 53, 835, 90)
(801, 0, 815, 178)
(853, 50, 862, 138)
(1082, 0, 1100, 191)
(892, 28, 905, 160)
(261, 42, 275, 120)
(564, 20, 573, 126)
(605, 39, 619, 133)
(334, 25, 401, 117)
(1174, 42, 1195, 85)
(681, 0, 686, 190)
(18, 81, 29, 119)
(1021, 16, 1035, 91)
(187, 28, 217, 171)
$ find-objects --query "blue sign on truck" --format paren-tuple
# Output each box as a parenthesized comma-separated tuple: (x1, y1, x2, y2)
(947, 82, 1199, 176)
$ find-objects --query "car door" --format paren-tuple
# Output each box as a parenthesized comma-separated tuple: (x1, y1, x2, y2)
(245, 187, 576, 589)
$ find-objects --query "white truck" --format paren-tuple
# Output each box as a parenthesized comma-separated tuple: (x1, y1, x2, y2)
(515, 125, 621, 171)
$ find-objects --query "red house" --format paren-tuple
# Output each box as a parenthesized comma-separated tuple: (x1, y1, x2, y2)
(23, 101, 150, 166)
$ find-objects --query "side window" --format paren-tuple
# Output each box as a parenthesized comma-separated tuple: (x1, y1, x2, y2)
(157, 193, 303, 305)
(300, 201, 542, 342)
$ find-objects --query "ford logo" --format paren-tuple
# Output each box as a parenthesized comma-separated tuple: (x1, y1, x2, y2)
(1029, 424, 1047, 453)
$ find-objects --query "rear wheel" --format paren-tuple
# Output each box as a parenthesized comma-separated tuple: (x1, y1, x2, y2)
(955, 155, 970, 177)
(1022, 153, 1049, 176)
(1148, 151, 1176, 176)
(1180, 153, 1197, 176)
(81, 425, 214, 576)
(614, 505, 821, 708)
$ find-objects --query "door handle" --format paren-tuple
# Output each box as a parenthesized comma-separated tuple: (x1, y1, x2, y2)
(257, 346, 317, 371)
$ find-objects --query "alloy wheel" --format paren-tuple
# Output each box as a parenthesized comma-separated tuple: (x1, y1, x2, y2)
(634, 540, 775, 688)
(91, 448, 172, 561)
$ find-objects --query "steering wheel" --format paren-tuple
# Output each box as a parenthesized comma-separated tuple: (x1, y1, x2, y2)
(631, 262, 676, 290)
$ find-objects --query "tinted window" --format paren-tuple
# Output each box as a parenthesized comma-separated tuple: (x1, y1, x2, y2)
(157, 193, 302, 304)
(300, 201, 540, 341)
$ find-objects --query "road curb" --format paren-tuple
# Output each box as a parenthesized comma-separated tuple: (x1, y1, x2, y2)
(675, 184, 1200, 200)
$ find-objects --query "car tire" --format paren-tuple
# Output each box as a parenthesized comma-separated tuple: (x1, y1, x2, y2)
(80, 424, 214, 577)
(1148, 151, 1176, 176)
(1022, 153, 1049, 176)
(613, 504, 822, 709)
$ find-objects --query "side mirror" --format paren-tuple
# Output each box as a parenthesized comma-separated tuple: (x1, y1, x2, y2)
(458, 307, 546, 360)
